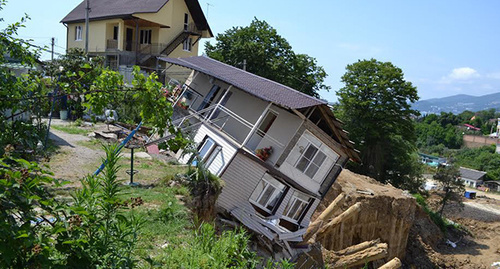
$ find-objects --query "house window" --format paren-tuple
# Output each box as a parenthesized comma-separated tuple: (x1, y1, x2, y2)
(295, 143, 327, 178)
(75, 26, 82, 41)
(140, 29, 152, 44)
(283, 191, 311, 222)
(250, 174, 286, 213)
(192, 137, 220, 168)
(183, 37, 192, 51)
(113, 26, 119, 40)
(184, 13, 189, 31)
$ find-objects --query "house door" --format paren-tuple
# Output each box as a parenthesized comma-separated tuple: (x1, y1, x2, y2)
(125, 28, 133, 51)
(247, 110, 278, 150)
(197, 85, 220, 111)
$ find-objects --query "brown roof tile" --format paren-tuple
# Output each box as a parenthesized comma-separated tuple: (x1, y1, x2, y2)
(160, 56, 327, 109)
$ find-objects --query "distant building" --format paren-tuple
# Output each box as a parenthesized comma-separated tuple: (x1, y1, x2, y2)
(460, 167, 486, 188)
(418, 153, 446, 167)
(61, 0, 212, 76)
(484, 181, 500, 192)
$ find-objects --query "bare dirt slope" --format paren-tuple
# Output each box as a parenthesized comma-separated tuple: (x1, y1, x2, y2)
(405, 194, 500, 268)
(313, 169, 416, 262)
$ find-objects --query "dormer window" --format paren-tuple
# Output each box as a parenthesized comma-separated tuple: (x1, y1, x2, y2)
(75, 26, 82, 41)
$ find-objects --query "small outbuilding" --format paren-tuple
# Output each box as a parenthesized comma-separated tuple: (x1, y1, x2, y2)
(460, 167, 486, 188)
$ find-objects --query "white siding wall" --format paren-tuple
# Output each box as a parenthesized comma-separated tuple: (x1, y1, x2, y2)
(279, 131, 340, 194)
(218, 152, 320, 228)
(179, 124, 237, 176)
(252, 104, 303, 165)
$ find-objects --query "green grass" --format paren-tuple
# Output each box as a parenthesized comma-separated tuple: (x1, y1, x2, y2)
(414, 193, 451, 233)
(51, 124, 94, 135)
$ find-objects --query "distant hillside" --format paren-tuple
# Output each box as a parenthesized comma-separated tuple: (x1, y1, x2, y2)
(413, 92, 500, 114)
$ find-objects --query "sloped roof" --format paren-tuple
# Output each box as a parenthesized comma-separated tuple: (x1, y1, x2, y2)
(61, 0, 168, 22)
(460, 167, 486, 181)
(61, 0, 211, 34)
(159, 55, 327, 109)
(160, 55, 360, 162)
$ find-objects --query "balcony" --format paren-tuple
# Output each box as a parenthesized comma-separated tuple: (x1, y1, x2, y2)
(172, 87, 287, 165)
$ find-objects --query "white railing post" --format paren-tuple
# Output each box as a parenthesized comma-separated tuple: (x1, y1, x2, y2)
(206, 85, 232, 121)
(241, 102, 273, 147)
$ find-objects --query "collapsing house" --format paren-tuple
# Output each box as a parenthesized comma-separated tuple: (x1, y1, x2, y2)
(159, 55, 360, 256)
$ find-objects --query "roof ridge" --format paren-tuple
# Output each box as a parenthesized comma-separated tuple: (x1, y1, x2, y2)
(200, 55, 327, 105)
(460, 166, 487, 174)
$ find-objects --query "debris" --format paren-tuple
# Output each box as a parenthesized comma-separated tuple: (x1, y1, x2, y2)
(316, 202, 362, 241)
(491, 261, 500, 268)
(379, 257, 402, 269)
(302, 193, 346, 244)
(324, 241, 388, 269)
(446, 239, 457, 248)
(94, 131, 118, 141)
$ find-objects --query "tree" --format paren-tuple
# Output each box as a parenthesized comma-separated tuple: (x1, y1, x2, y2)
(205, 18, 329, 97)
(336, 59, 422, 190)
(433, 164, 464, 216)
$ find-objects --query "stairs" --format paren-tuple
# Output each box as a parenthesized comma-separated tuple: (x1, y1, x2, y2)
(138, 24, 201, 65)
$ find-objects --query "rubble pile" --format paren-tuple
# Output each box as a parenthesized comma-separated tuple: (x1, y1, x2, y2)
(309, 169, 417, 267)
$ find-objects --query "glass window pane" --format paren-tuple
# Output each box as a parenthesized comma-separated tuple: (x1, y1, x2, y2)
(312, 151, 327, 167)
(266, 190, 283, 211)
(258, 185, 276, 206)
(250, 180, 267, 202)
(305, 164, 319, 178)
(198, 139, 214, 159)
(303, 145, 318, 160)
(292, 201, 308, 220)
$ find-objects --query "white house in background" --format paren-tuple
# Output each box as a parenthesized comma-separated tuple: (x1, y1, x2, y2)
(157, 55, 359, 256)
(460, 167, 486, 188)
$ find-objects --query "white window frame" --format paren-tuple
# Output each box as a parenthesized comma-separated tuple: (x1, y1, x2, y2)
(192, 137, 219, 168)
(75, 26, 82, 41)
(140, 29, 152, 44)
(295, 143, 327, 179)
(282, 191, 311, 222)
(250, 174, 286, 214)
(183, 37, 192, 51)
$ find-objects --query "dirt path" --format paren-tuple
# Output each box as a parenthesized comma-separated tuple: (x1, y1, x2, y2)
(46, 123, 104, 184)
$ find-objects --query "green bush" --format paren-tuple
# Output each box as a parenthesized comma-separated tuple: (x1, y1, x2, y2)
(413, 193, 448, 233)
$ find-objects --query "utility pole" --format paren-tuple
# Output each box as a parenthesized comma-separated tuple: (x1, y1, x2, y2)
(85, 0, 90, 55)
(243, 59, 247, 71)
(51, 37, 55, 61)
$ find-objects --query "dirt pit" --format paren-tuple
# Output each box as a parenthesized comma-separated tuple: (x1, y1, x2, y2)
(404, 193, 500, 268)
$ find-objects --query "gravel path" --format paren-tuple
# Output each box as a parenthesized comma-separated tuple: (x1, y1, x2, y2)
(47, 123, 104, 184)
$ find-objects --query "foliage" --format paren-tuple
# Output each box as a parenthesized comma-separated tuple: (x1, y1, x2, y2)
(0, 143, 143, 268)
(185, 161, 224, 223)
(416, 113, 463, 151)
(205, 18, 329, 97)
(453, 145, 500, 181)
(413, 194, 450, 233)
(336, 59, 422, 190)
(0, 156, 60, 268)
(433, 164, 464, 216)
(54, 143, 143, 268)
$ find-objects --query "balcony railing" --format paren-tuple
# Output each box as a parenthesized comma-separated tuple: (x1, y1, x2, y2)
(172, 87, 286, 163)
(106, 39, 118, 50)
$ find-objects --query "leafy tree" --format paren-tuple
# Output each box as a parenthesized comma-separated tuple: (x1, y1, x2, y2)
(433, 164, 464, 216)
(336, 59, 422, 190)
(205, 18, 329, 97)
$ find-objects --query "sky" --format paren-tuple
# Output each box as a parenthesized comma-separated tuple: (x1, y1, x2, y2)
(2, 0, 500, 103)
